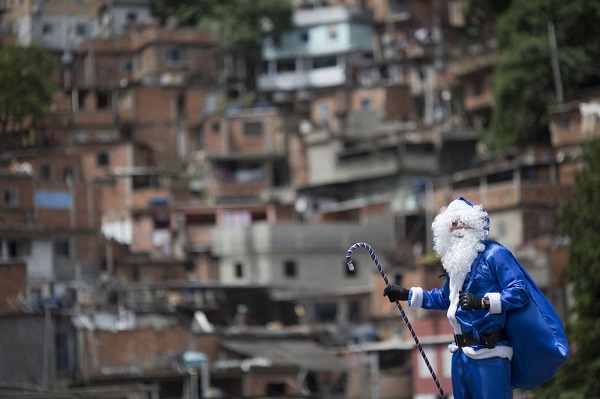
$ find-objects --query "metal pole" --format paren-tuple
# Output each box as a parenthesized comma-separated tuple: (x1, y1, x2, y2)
(188, 368, 199, 399)
(548, 21, 564, 104)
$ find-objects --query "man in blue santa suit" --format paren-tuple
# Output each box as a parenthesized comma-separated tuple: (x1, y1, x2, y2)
(384, 197, 530, 399)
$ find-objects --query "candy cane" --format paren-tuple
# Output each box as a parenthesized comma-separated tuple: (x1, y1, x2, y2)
(346, 242, 446, 398)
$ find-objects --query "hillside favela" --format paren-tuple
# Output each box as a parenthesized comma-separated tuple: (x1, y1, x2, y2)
(1, 0, 599, 398)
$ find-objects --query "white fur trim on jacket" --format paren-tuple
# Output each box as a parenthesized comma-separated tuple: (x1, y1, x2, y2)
(448, 342, 514, 360)
(485, 292, 502, 314)
(408, 287, 423, 309)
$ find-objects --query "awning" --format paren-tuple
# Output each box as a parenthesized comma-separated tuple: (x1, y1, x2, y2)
(220, 339, 348, 371)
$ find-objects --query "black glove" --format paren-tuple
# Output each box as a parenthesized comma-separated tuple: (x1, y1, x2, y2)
(383, 284, 409, 302)
(459, 291, 483, 311)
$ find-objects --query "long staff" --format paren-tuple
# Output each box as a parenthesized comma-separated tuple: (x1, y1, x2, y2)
(346, 242, 446, 398)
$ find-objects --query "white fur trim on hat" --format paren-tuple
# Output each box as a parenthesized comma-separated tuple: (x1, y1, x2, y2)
(446, 198, 473, 213)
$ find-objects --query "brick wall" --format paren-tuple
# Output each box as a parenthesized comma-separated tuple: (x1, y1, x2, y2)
(91, 326, 219, 374)
(0, 262, 26, 314)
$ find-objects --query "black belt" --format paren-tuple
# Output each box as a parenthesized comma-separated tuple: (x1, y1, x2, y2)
(454, 329, 508, 349)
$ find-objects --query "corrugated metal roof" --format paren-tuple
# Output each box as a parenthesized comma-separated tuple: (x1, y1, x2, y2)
(221, 339, 348, 371)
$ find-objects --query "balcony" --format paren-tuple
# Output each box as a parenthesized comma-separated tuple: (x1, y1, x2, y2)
(438, 181, 574, 211)
(258, 65, 347, 92)
(212, 219, 394, 256)
(293, 5, 372, 27)
(448, 50, 499, 79)
(213, 181, 269, 199)
(71, 110, 116, 128)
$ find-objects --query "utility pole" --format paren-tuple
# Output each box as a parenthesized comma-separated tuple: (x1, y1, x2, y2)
(548, 21, 564, 104)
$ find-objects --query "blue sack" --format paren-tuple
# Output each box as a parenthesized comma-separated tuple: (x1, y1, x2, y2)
(488, 246, 570, 389)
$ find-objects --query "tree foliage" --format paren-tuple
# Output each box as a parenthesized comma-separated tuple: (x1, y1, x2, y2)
(466, 0, 600, 150)
(535, 139, 600, 398)
(0, 44, 56, 136)
(154, 0, 292, 91)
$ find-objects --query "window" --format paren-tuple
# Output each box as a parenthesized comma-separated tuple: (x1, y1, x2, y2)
(361, 97, 373, 110)
(243, 121, 263, 137)
(261, 61, 270, 74)
(54, 239, 71, 258)
(126, 12, 137, 23)
(42, 23, 53, 35)
(131, 265, 140, 282)
(299, 30, 309, 42)
(177, 94, 185, 118)
(273, 34, 282, 47)
(120, 58, 133, 72)
(211, 122, 220, 133)
(4, 187, 18, 207)
(473, 78, 483, 96)
(75, 24, 86, 37)
(63, 166, 75, 184)
(235, 263, 244, 278)
(164, 46, 188, 65)
(315, 303, 337, 323)
(97, 151, 109, 166)
(276, 59, 295, 73)
(40, 164, 51, 180)
(313, 56, 337, 69)
(8, 240, 30, 258)
(97, 91, 109, 109)
(284, 260, 297, 278)
(266, 383, 285, 396)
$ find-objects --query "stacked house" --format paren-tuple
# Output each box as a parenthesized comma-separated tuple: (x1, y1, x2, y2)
(0, 0, 587, 398)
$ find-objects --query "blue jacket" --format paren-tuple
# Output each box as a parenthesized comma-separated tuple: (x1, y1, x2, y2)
(414, 240, 529, 339)
(409, 240, 569, 389)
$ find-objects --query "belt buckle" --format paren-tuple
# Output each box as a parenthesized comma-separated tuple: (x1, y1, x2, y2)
(454, 334, 467, 347)
(480, 332, 495, 349)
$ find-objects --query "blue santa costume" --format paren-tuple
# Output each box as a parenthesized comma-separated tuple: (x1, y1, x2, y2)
(403, 197, 568, 399)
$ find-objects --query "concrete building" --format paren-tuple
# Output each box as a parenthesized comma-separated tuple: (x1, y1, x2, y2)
(258, 4, 374, 103)
(0, 1, 584, 398)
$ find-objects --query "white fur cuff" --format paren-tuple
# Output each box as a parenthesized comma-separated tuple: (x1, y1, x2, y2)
(485, 292, 502, 314)
(409, 287, 423, 309)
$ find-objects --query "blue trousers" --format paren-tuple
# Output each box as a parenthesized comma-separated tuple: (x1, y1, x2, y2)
(451, 350, 512, 399)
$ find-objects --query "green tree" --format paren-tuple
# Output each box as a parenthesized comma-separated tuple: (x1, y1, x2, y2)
(466, 0, 600, 150)
(0, 43, 56, 138)
(155, 0, 292, 92)
(535, 139, 600, 398)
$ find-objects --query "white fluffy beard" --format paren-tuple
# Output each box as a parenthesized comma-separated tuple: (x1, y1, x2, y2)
(438, 229, 483, 280)
(432, 208, 488, 281)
